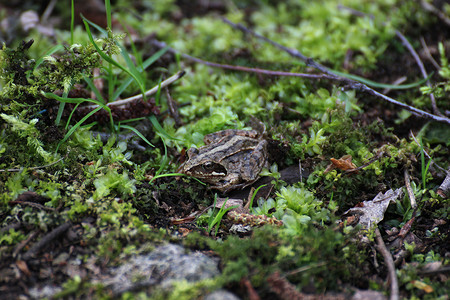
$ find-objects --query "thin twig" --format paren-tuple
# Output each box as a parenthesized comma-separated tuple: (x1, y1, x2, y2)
(418, 266, 450, 275)
(394, 30, 441, 116)
(343, 151, 384, 175)
(221, 17, 450, 125)
(404, 169, 417, 208)
(410, 130, 446, 173)
(83, 70, 186, 109)
(382, 76, 406, 95)
(41, 0, 57, 23)
(419, 37, 440, 70)
(375, 228, 399, 300)
(0, 157, 63, 172)
(22, 221, 72, 260)
(9, 200, 56, 212)
(150, 39, 336, 80)
(338, 5, 441, 116)
(165, 86, 182, 127)
(13, 230, 40, 258)
(420, 0, 450, 26)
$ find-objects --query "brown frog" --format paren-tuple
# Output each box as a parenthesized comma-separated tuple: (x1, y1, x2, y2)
(179, 129, 268, 193)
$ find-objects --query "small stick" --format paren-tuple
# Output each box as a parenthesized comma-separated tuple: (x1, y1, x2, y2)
(409, 130, 446, 173)
(13, 230, 40, 258)
(419, 37, 440, 70)
(375, 228, 399, 300)
(394, 30, 441, 116)
(9, 200, 56, 212)
(343, 151, 384, 175)
(165, 87, 182, 127)
(82, 70, 186, 110)
(337, 5, 441, 116)
(221, 18, 450, 125)
(22, 221, 72, 260)
(404, 169, 417, 208)
(151, 39, 336, 80)
(420, 0, 450, 26)
(0, 157, 63, 172)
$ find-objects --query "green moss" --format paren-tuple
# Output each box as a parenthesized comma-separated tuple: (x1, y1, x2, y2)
(205, 224, 366, 294)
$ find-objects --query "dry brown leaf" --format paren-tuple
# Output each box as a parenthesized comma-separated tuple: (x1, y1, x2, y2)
(324, 154, 358, 174)
(343, 188, 403, 229)
(16, 260, 30, 277)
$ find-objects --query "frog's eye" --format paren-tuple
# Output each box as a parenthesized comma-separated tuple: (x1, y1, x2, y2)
(202, 162, 214, 170)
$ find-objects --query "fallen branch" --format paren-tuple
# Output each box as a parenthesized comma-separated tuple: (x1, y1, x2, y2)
(221, 18, 450, 125)
(337, 5, 441, 116)
(375, 228, 399, 300)
(22, 221, 72, 260)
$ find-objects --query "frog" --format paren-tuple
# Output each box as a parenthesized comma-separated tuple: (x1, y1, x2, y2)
(179, 129, 268, 193)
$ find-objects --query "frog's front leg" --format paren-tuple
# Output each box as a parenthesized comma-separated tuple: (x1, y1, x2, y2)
(241, 139, 268, 182)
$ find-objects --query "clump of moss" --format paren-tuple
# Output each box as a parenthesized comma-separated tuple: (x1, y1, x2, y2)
(0, 40, 101, 110)
(184, 223, 367, 296)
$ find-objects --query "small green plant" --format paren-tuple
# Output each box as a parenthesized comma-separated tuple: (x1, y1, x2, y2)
(206, 195, 238, 235)
(0, 228, 26, 245)
(419, 139, 432, 190)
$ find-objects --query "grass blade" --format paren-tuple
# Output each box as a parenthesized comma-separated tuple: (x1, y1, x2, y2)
(148, 115, 180, 141)
(82, 18, 146, 95)
(112, 46, 168, 101)
(119, 124, 154, 147)
(56, 106, 103, 152)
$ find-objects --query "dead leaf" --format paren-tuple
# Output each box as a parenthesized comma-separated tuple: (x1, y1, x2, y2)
(411, 280, 434, 293)
(343, 188, 403, 229)
(170, 216, 195, 225)
(324, 155, 358, 174)
(16, 260, 30, 277)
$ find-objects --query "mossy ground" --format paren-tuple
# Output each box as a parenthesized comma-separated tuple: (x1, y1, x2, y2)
(0, 0, 449, 299)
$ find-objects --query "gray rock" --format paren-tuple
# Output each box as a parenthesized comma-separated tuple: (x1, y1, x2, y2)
(105, 243, 220, 294)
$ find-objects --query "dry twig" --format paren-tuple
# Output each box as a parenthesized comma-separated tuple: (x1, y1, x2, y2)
(394, 30, 440, 116)
(22, 221, 72, 260)
(9, 200, 56, 212)
(420, 1, 450, 26)
(221, 18, 450, 125)
(375, 228, 399, 300)
(150, 39, 336, 80)
(83, 70, 185, 110)
(267, 271, 346, 300)
(165, 87, 182, 127)
(404, 169, 416, 208)
(338, 5, 441, 115)
(0, 157, 63, 172)
(419, 37, 440, 70)
(409, 130, 446, 173)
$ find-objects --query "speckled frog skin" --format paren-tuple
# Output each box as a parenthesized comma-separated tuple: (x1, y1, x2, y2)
(180, 129, 268, 193)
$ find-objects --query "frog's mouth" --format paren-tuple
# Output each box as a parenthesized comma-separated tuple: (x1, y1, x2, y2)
(188, 162, 227, 178)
